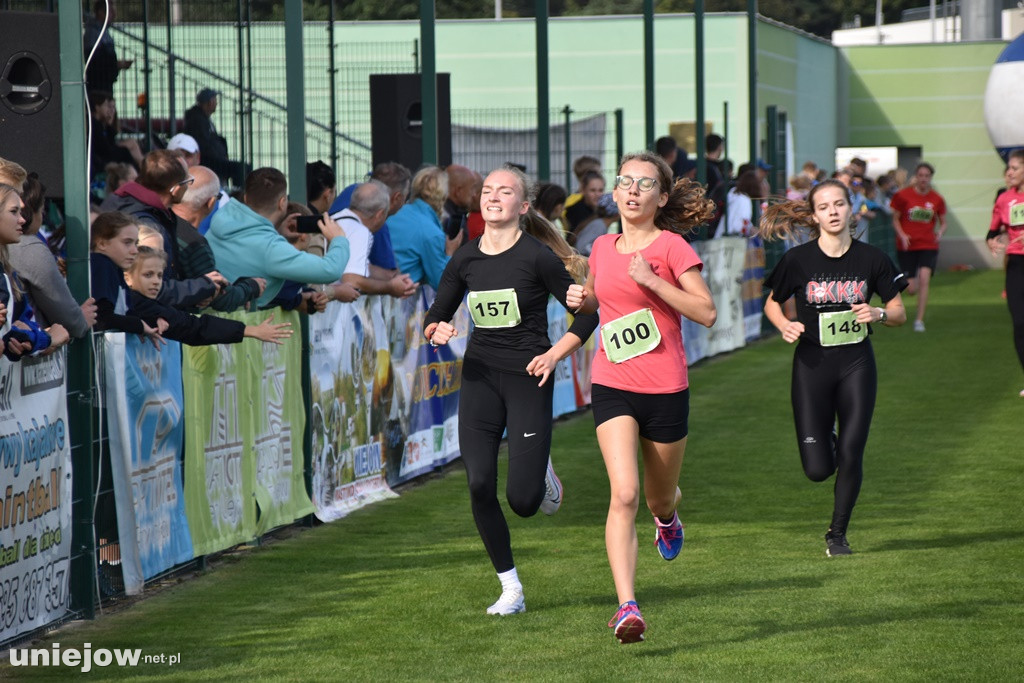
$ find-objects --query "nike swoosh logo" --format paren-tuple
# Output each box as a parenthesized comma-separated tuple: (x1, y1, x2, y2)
(524, 432, 536, 438)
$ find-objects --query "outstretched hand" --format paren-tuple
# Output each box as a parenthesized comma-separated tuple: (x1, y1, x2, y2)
(249, 313, 293, 344)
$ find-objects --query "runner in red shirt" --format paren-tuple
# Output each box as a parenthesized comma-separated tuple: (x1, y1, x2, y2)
(890, 162, 947, 332)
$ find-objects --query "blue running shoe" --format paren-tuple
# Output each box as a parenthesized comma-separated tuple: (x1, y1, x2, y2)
(607, 601, 646, 644)
(654, 511, 684, 560)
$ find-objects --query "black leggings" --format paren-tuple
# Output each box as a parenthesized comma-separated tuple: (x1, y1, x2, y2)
(1006, 255, 1024, 377)
(459, 358, 553, 573)
(791, 341, 877, 534)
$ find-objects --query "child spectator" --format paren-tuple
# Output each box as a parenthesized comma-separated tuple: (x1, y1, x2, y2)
(125, 246, 291, 345)
(91, 211, 165, 347)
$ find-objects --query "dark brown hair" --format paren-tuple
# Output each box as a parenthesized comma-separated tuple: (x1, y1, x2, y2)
(759, 179, 852, 242)
(91, 211, 138, 249)
(616, 151, 716, 236)
(244, 167, 288, 214)
(139, 149, 187, 193)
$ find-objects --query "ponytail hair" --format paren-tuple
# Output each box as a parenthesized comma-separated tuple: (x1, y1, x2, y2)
(616, 151, 716, 236)
(759, 178, 852, 242)
(521, 207, 588, 284)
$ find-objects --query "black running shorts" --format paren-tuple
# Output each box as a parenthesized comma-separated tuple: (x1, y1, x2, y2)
(591, 383, 689, 443)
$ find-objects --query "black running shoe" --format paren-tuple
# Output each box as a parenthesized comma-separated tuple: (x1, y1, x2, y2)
(825, 529, 852, 557)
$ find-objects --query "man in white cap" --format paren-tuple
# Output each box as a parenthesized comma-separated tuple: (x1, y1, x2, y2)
(167, 133, 200, 168)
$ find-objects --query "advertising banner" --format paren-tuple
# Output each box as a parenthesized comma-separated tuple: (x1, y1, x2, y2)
(309, 296, 400, 521)
(183, 309, 310, 555)
(103, 334, 192, 594)
(685, 236, 749, 363)
(0, 351, 72, 642)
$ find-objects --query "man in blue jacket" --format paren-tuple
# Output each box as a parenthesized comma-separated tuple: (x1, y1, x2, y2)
(206, 167, 350, 308)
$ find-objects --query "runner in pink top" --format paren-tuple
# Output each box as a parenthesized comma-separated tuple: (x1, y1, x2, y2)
(986, 149, 1024, 396)
(569, 151, 716, 644)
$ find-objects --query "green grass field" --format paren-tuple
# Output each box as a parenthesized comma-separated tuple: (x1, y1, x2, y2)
(5, 269, 1023, 682)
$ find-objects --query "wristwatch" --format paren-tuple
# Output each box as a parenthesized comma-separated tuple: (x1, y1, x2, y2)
(877, 308, 888, 324)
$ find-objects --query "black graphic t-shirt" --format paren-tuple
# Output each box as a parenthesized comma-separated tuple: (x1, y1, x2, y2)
(764, 240, 907, 346)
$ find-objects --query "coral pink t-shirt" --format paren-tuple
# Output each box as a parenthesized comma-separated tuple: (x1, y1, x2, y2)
(588, 231, 703, 393)
(990, 187, 1024, 257)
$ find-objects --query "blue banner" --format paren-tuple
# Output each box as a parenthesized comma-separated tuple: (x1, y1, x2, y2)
(104, 334, 192, 592)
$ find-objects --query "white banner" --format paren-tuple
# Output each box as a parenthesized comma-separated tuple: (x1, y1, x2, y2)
(0, 350, 72, 642)
(685, 237, 749, 363)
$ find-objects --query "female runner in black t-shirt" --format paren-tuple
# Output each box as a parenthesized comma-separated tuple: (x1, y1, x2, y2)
(761, 180, 907, 556)
(423, 165, 597, 615)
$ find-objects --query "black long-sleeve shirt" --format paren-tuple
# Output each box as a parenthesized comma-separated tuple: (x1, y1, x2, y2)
(424, 233, 598, 375)
(129, 292, 244, 346)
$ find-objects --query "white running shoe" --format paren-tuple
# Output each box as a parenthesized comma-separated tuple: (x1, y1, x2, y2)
(486, 586, 526, 615)
(539, 459, 563, 515)
(913, 320, 926, 332)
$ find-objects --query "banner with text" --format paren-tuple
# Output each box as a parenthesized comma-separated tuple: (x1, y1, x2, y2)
(0, 351, 72, 643)
(183, 309, 310, 555)
(103, 334, 192, 595)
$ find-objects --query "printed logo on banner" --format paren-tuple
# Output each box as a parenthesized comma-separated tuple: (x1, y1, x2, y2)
(19, 354, 65, 396)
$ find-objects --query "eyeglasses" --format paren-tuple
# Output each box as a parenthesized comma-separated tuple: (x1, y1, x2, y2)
(614, 175, 658, 192)
(175, 176, 196, 189)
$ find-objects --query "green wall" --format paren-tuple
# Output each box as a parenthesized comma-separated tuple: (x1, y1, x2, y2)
(756, 20, 839, 177)
(127, 14, 1008, 269)
(840, 42, 1007, 266)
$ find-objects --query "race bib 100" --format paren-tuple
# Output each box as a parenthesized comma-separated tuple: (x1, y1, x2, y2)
(819, 310, 867, 347)
(468, 288, 522, 328)
(601, 308, 661, 363)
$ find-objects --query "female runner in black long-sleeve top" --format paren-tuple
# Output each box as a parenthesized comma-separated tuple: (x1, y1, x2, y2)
(423, 165, 597, 616)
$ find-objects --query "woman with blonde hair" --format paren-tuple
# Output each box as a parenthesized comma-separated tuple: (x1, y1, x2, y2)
(423, 164, 597, 617)
(388, 165, 460, 290)
(760, 178, 906, 557)
(0, 183, 71, 359)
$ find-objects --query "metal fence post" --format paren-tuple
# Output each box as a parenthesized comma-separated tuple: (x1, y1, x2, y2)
(535, 0, 550, 181)
(143, 0, 153, 144)
(236, 0, 246, 173)
(420, 0, 438, 166)
(695, 0, 706, 184)
(328, 1, 338, 174)
(562, 105, 573, 190)
(643, 0, 654, 151)
(166, 0, 176, 135)
(748, 0, 758, 165)
(59, 1, 97, 619)
(615, 108, 624, 167)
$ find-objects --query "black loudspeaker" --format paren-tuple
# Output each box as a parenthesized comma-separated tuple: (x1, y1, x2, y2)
(0, 11, 63, 195)
(370, 73, 451, 172)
